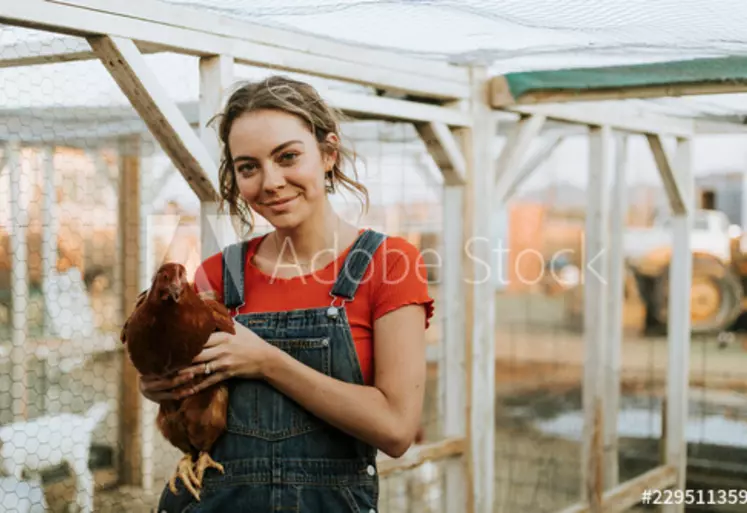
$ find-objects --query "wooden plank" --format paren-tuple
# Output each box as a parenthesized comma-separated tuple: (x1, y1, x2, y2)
(326, 91, 471, 127)
(581, 124, 612, 507)
(376, 437, 465, 477)
(199, 54, 239, 258)
(556, 464, 678, 513)
(118, 135, 142, 486)
(0, 36, 93, 67)
(87, 35, 219, 202)
(460, 66, 496, 513)
(494, 114, 546, 202)
(501, 104, 695, 138)
(646, 134, 687, 215)
(8, 140, 28, 421)
(489, 72, 747, 106)
(662, 137, 694, 513)
(441, 184, 467, 510)
(604, 133, 628, 489)
(415, 122, 467, 185)
(0, 0, 468, 100)
(53, 0, 467, 84)
(40, 146, 57, 338)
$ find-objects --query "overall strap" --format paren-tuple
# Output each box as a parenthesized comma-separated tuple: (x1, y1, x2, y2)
(222, 239, 250, 311)
(330, 229, 387, 302)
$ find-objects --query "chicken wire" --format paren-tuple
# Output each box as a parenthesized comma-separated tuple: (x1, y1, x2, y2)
(490, 130, 747, 512)
(2, 2, 747, 512)
(0, 23, 452, 512)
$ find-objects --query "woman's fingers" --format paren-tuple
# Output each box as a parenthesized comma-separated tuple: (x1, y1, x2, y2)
(141, 371, 195, 392)
(175, 370, 229, 399)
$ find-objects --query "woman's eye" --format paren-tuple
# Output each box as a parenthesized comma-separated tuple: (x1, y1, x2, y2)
(280, 152, 298, 163)
(237, 164, 256, 175)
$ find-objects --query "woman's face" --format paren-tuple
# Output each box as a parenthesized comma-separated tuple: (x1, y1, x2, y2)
(228, 108, 337, 230)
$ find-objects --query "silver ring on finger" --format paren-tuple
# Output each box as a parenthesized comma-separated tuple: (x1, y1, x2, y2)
(204, 362, 211, 375)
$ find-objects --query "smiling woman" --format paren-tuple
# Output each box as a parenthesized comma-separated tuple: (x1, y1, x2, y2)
(140, 75, 434, 513)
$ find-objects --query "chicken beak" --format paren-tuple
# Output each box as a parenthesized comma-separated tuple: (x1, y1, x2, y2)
(168, 284, 182, 302)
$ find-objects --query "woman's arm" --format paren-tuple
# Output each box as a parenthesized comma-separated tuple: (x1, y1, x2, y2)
(261, 304, 427, 458)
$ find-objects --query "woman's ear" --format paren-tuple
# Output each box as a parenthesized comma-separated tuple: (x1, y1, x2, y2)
(323, 132, 339, 169)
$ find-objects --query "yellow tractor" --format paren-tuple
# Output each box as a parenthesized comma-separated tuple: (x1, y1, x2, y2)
(623, 209, 745, 335)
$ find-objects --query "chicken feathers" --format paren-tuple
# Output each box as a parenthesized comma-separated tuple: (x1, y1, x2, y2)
(120, 262, 234, 501)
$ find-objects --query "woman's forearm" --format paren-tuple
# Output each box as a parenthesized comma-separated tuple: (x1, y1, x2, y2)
(260, 344, 413, 457)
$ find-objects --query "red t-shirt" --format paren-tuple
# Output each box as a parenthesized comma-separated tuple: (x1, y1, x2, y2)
(192, 231, 434, 385)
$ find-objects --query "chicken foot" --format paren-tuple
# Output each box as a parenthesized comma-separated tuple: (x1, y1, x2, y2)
(194, 451, 225, 486)
(168, 454, 201, 501)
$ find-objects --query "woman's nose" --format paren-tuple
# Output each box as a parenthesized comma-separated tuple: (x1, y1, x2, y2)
(262, 165, 286, 190)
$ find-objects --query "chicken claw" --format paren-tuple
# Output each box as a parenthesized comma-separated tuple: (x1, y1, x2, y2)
(168, 454, 201, 501)
(194, 451, 225, 486)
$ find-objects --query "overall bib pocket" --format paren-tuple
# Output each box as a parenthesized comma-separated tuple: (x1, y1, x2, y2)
(225, 336, 331, 440)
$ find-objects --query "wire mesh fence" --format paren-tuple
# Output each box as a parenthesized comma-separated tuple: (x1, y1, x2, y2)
(492, 130, 747, 513)
(0, 25, 457, 513)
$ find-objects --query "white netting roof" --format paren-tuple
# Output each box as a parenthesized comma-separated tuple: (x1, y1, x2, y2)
(161, 0, 747, 69)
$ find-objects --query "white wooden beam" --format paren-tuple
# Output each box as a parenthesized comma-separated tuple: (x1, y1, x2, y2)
(415, 122, 467, 186)
(59, 0, 465, 83)
(0, 35, 160, 68)
(646, 134, 688, 215)
(8, 140, 28, 421)
(460, 66, 495, 513)
(1, 0, 468, 99)
(581, 124, 612, 508)
(324, 90, 471, 127)
(500, 128, 568, 203)
(604, 133, 628, 490)
(199, 54, 238, 259)
(494, 114, 546, 201)
(40, 146, 57, 338)
(87, 35, 219, 201)
(441, 184, 467, 512)
(502, 104, 694, 138)
(662, 137, 693, 513)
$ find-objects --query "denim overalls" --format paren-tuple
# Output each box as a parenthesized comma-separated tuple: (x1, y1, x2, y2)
(157, 229, 385, 513)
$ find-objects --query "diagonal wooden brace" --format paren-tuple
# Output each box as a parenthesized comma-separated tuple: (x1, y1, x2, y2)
(88, 35, 220, 201)
(415, 122, 467, 186)
(646, 134, 688, 215)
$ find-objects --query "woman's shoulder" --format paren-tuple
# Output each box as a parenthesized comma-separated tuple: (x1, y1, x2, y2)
(365, 232, 434, 325)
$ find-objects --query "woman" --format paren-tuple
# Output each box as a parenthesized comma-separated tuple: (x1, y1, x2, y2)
(140, 75, 434, 512)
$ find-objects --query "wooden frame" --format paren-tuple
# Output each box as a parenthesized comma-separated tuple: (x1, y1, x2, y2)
(2, 3, 740, 513)
(490, 110, 694, 513)
(0, 2, 481, 510)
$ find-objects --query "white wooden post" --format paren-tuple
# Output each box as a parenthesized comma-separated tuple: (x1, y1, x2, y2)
(199, 54, 236, 258)
(462, 65, 496, 513)
(441, 183, 466, 511)
(662, 137, 693, 513)
(41, 146, 57, 338)
(604, 133, 628, 489)
(8, 140, 28, 421)
(581, 125, 612, 508)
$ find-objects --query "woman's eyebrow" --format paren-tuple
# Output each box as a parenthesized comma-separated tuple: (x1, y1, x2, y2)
(233, 140, 303, 162)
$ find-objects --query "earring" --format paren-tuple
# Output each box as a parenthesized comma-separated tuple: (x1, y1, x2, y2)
(325, 169, 335, 193)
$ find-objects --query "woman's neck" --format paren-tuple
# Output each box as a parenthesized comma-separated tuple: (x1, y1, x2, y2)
(272, 200, 358, 267)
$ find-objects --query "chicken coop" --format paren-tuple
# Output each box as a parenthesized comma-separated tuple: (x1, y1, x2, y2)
(2, 2, 747, 513)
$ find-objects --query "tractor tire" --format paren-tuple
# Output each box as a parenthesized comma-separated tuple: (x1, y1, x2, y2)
(650, 254, 743, 335)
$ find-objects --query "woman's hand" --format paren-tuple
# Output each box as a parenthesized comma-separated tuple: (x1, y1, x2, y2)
(173, 320, 276, 398)
(139, 372, 195, 403)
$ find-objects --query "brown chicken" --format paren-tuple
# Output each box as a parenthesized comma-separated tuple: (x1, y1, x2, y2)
(120, 262, 235, 501)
